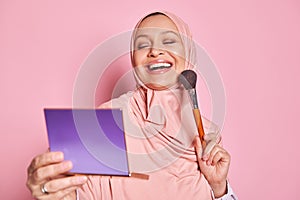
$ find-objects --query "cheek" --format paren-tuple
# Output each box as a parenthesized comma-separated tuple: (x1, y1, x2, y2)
(171, 51, 186, 73)
(169, 43, 185, 58)
(176, 59, 186, 73)
(132, 50, 147, 67)
(168, 47, 186, 70)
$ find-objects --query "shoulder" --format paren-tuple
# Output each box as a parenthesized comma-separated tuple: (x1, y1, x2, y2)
(98, 91, 134, 109)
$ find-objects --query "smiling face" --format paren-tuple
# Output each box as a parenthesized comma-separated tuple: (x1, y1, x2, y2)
(132, 14, 186, 90)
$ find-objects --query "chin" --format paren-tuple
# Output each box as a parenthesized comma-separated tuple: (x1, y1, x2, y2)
(136, 69, 180, 90)
(145, 81, 177, 90)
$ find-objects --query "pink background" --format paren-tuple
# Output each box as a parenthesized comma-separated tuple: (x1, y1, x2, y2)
(1, 0, 299, 199)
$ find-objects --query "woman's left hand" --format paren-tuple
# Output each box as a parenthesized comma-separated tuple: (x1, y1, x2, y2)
(194, 134, 231, 198)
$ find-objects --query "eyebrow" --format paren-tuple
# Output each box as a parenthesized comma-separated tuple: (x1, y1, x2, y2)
(161, 30, 180, 37)
(134, 30, 180, 42)
(134, 34, 149, 41)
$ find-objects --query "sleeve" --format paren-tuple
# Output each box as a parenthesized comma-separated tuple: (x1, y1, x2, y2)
(213, 181, 238, 200)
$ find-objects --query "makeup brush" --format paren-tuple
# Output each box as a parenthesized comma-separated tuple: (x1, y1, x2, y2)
(179, 70, 205, 145)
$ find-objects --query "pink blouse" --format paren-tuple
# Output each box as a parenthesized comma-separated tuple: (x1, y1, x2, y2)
(77, 88, 237, 200)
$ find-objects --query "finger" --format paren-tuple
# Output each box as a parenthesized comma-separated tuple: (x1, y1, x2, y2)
(211, 150, 231, 166)
(202, 140, 216, 160)
(28, 152, 64, 175)
(204, 144, 221, 164)
(45, 175, 88, 193)
(49, 186, 79, 200)
(53, 186, 78, 200)
(32, 185, 79, 200)
(218, 148, 230, 163)
(193, 136, 203, 159)
(206, 145, 227, 166)
(210, 150, 224, 166)
(202, 133, 220, 159)
(32, 161, 73, 184)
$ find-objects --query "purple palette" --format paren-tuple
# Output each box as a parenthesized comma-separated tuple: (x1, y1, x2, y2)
(44, 108, 130, 176)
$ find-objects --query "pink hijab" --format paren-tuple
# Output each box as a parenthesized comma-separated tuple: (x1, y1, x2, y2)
(101, 11, 218, 173)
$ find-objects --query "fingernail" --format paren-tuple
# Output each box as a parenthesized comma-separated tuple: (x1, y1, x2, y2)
(55, 152, 63, 160)
(75, 176, 87, 184)
(78, 176, 88, 182)
(62, 161, 72, 169)
(202, 155, 208, 160)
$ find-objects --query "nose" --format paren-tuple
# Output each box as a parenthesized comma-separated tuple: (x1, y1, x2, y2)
(148, 47, 164, 57)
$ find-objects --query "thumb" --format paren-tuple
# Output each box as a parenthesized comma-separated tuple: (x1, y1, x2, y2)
(193, 136, 203, 159)
(202, 133, 218, 159)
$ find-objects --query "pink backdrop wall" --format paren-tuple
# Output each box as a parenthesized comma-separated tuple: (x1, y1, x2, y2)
(1, 0, 299, 199)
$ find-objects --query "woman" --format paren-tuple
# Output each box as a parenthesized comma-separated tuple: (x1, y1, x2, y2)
(27, 11, 237, 200)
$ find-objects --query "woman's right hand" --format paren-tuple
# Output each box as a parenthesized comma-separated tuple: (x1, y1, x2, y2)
(26, 151, 88, 200)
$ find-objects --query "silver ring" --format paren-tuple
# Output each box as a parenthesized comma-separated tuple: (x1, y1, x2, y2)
(41, 183, 49, 195)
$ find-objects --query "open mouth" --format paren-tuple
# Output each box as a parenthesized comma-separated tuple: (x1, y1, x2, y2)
(147, 62, 172, 71)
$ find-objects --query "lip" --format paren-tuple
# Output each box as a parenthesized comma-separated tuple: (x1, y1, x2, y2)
(145, 59, 173, 74)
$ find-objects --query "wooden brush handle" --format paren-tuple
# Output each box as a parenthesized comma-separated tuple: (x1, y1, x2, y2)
(193, 108, 205, 144)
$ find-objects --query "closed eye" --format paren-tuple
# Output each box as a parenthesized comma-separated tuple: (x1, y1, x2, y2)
(163, 40, 176, 45)
(137, 43, 150, 50)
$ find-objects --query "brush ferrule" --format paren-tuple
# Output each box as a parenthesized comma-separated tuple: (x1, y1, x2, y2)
(188, 88, 199, 109)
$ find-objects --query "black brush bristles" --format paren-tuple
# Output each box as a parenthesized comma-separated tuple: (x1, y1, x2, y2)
(178, 70, 197, 90)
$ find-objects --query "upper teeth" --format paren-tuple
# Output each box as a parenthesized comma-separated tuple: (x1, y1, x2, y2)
(149, 63, 171, 70)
